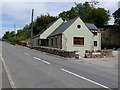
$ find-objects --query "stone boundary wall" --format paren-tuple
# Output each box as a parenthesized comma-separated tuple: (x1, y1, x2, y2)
(85, 50, 113, 58)
(32, 46, 78, 59)
(32, 46, 113, 59)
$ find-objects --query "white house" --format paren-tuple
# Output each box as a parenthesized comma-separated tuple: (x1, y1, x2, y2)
(33, 17, 101, 54)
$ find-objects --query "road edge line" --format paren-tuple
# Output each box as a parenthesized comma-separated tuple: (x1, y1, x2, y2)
(1, 56, 16, 88)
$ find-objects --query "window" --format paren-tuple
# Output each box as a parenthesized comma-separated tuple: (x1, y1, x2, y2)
(93, 32, 97, 35)
(74, 37, 84, 45)
(94, 41, 97, 46)
(55, 37, 57, 46)
(77, 25, 81, 29)
(51, 38, 53, 46)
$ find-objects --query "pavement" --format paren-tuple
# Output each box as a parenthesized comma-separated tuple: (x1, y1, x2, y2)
(71, 51, 119, 69)
(1, 41, 119, 89)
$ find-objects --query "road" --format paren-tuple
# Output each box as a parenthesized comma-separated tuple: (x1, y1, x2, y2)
(1, 42, 118, 89)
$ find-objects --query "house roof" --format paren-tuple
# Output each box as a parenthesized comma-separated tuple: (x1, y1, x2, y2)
(85, 23, 98, 30)
(49, 17, 78, 37)
(33, 19, 58, 38)
(34, 17, 99, 38)
(49, 17, 99, 37)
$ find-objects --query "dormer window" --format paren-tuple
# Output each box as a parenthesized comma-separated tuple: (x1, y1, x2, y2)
(91, 30, 98, 35)
(77, 25, 81, 29)
(93, 32, 97, 35)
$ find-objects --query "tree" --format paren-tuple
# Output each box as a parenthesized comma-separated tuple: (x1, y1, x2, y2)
(59, 7, 77, 21)
(23, 24, 30, 31)
(17, 29, 23, 35)
(89, 8, 110, 28)
(10, 31, 15, 37)
(58, 2, 110, 28)
(113, 8, 120, 25)
(2, 31, 16, 39)
(75, 2, 92, 22)
(2, 31, 11, 39)
(75, 2, 110, 27)
(33, 14, 57, 35)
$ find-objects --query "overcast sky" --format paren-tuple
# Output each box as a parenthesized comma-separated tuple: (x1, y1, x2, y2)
(0, 0, 120, 38)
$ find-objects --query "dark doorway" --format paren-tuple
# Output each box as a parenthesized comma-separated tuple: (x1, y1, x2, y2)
(41, 39, 48, 46)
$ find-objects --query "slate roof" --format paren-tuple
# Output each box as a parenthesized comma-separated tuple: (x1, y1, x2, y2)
(34, 17, 99, 38)
(49, 17, 99, 37)
(85, 23, 98, 30)
(49, 17, 78, 37)
(33, 19, 58, 38)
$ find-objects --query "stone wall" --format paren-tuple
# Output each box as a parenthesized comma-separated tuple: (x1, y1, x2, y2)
(48, 34, 62, 49)
(32, 47, 113, 59)
(85, 50, 113, 58)
(100, 27, 120, 49)
(32, 46, 78, 59)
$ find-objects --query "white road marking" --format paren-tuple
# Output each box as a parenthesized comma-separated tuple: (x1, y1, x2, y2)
(34, 57, 41, 61)
(34, 57, 50, 65)
(42, 60, 51, 65)
(61, 68, 112, 90)
(1, 56, 16, 88)
(24, 52, 30, 56)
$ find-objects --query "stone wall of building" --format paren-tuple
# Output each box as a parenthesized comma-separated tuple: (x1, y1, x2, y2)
(48, 34, 62, 49)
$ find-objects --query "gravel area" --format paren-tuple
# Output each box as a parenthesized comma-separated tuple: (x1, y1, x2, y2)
(77, 51, 119, 69)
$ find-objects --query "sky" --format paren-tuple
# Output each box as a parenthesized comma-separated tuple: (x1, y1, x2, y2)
(0, 0, 120, 38)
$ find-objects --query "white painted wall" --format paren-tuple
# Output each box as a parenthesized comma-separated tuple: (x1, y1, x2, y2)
(63, 17, 101, 53)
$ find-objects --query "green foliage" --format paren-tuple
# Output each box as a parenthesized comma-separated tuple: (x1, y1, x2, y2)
(75, 2, 110, 28)
(59, 2, 110, 28)
(75, 2, 93, 22)
(59, 7, 78, 21)
(2, 14, 57, 45)
(88, 8, 110, 28)
(2, 29, 30, 45)
(17, 29, 23, 35)
(33, 14, 58, 35)
(2, 31, 15, 40)
(2, 2, 111, 45)
(113, 8, 120, 25)
(23, 24, 31, 31)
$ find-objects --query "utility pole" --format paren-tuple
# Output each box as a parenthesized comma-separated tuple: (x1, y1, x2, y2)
(31, 9, 34, 48)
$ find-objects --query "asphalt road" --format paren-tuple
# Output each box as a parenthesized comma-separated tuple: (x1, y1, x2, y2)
(1, 42, 118, 89)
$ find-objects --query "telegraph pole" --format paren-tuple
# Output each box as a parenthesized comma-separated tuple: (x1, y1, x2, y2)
(31, 9, 34, 48)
